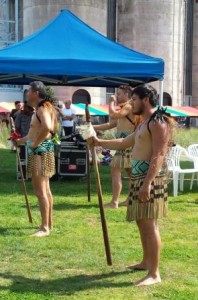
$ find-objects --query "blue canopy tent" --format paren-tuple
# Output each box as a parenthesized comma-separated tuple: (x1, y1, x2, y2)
(0, 10, 164, 88)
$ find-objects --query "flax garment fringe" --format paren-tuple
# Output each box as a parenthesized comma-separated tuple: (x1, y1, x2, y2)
(110, 148, 132, 169)
(27, 152, 55, 178)
(127, 173, 168, 221)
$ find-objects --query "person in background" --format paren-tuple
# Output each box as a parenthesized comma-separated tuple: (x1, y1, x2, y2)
(94, 85, 141, 208)
(57, 100, 76, 136)
(10, 101, 22, 121)
(15, 101, 34, 137)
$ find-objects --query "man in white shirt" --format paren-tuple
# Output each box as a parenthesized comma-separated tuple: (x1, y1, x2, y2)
(58, 100, 76, 136)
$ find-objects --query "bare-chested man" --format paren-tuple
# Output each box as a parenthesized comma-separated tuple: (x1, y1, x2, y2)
(90, 85, 174, 286)
(94, 85, 141, 208)
(15, 81, 57, 237)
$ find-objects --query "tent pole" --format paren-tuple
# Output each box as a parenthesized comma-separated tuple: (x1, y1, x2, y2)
(159, 80, 164, 106)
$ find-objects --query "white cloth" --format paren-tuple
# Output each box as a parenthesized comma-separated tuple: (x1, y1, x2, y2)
(61, 108, 76, 127)
(80, 123, 96, 140)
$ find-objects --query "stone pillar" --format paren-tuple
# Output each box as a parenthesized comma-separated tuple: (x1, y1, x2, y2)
(117, 0, 186, 105)
(192, 1, 198, 106)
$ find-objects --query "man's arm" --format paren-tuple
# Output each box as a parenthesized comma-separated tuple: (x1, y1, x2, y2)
(91, 132, 135, 150)
(31, 107, 52, 147)
(109, 97, 132, 119)
(14, 113, 21, 133)
(139, 121, 169, 201)
(93, 119, 117, 131)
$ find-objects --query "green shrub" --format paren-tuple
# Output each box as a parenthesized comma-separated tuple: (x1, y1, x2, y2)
(175, 128, 198, 148)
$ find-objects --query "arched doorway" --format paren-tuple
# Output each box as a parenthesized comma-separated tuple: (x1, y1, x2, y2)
(72, 89, 91, 104)
(163, 92, 172, 106)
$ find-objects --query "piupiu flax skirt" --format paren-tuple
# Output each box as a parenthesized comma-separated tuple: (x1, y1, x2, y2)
(27, 151, 55, 178)
(110, 148, 132, 169)
(126, 173, 168, 221)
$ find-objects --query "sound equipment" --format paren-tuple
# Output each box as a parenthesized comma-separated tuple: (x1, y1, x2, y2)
(58, 148, 87, 177)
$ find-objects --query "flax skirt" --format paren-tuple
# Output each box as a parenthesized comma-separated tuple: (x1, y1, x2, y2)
(126, 173, 168, 221)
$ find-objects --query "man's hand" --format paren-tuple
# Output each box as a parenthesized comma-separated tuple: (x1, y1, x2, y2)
(138, 184, 151, 202)
(29, 142, 38, 149)
(88, 136, 100, 148)
(12, 138, 19, 147)
(109, 95, 116, 103)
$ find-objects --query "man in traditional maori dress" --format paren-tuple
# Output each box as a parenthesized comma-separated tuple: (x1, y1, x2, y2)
(91, 85, 175, 286)
(94, 85, 141, 208)
(15, 81, 57, 237)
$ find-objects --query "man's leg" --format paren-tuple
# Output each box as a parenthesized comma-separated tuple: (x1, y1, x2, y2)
(135, 219, 161, 286)
(127, 220, 149, 270)
(120, 168, 131, 207)
(31, 155, 50, 237)
(46, 179, 53, 230)
(105, 167, 122, 208)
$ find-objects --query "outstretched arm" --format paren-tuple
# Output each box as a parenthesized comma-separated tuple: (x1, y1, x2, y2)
(93, 119, 117, 131)
(90, 132, 135, 150)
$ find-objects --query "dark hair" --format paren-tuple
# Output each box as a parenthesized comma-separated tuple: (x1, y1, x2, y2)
(132, 84, 159, 107)
(29, 81, 47, 99)
(118, 85, 133, 99)
(15, 101, 21, 105)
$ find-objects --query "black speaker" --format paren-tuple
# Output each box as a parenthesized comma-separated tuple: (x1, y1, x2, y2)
(58, 149, 87, 177)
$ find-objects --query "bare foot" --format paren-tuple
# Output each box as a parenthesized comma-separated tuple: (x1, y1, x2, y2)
(30, 226, 50, 237)
(135, 274, 161, 286)
(127, 263, 148, 271)
(119, 200, 128, 207)
(104, 202, 118, 209)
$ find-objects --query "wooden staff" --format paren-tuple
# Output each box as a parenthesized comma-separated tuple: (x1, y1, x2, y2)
(86, 144, 91, 202)
(85, 104, 112, 266)
(10, 117, 33, 223)
(16, 147, 33, 223)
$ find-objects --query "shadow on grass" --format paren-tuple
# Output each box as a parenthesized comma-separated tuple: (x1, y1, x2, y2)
(0, 271, 133, 296)
(53, 202, 99, 211)
(0, 224, 36, 235)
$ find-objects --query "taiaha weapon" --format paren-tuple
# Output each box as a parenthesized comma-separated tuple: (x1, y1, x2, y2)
(86, 145, 91, 202)
(85, 102, 91, 202)
(10, 117, 33, 223)
(85, 104, 112, 266)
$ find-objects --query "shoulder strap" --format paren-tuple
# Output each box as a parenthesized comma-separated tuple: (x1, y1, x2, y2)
(125, 115, 135, 125)
(36, 112, 41, 123)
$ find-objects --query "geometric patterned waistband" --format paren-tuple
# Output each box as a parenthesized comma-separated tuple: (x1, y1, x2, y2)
(131, 159, 150, 175)
(26, 139, 54, 155)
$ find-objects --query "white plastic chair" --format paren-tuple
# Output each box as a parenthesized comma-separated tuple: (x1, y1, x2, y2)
(166, 145, 198, 196)
(187, 144, 198, 189)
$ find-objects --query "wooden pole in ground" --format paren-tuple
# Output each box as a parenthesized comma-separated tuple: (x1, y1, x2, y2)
(85, 104, 112, 266)
(86, 144, 91, 202)
(16, 147, 33, 223)
(10, 116, 33, 223)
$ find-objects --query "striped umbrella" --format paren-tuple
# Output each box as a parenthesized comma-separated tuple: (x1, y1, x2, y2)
(1, 102, 198, 117)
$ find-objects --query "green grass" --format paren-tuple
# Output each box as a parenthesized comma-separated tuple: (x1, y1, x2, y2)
(175, 128, 198, 148)
(0, 125, 9, 148)
(0, 148, 197, 300)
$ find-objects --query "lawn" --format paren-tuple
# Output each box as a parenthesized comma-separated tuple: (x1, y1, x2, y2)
(0, 145, 198, 300)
